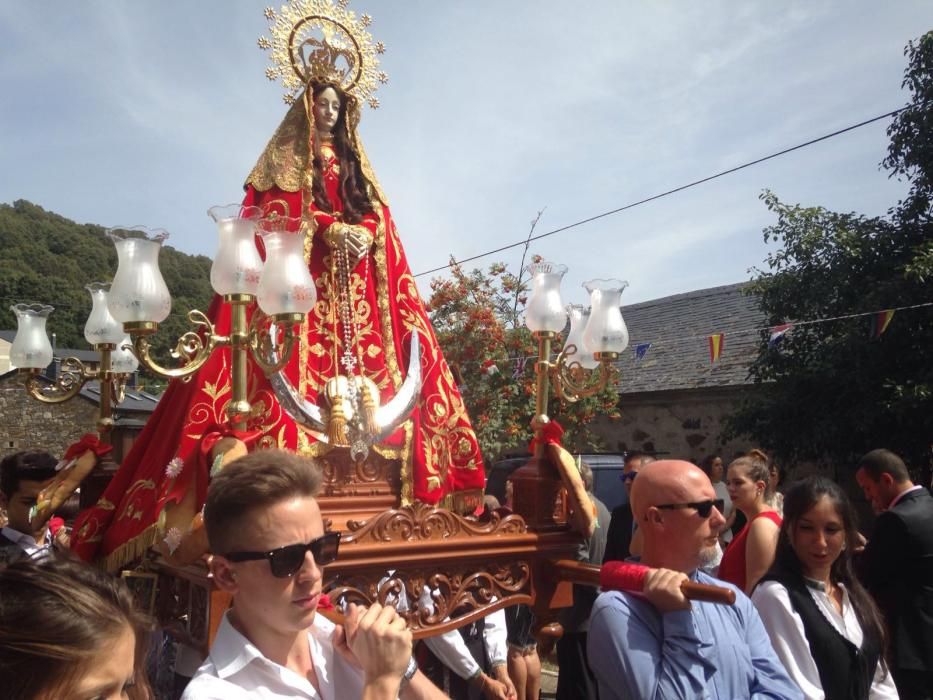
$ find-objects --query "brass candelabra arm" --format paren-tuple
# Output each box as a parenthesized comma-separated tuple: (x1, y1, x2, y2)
(20, 357, 92, 404)
(130, 310, 227, 380)
(111, 373, 131, 404)
(248, 311, 302, 374)
(550, 344, 614, 403)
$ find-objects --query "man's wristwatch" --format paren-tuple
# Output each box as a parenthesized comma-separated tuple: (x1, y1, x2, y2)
(400, 656, 418, 689)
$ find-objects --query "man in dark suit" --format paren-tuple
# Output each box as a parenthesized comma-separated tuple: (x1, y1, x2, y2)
(603, 451, 654, 563)
(856, 448, 933, 700)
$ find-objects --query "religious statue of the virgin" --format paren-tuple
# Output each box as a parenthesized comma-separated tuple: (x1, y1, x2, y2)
(72, 0, 485, 569)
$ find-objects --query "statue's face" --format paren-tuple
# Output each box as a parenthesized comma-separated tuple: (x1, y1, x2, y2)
(313, 87, 341, 134)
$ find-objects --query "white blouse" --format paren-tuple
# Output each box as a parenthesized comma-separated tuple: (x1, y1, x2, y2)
(752, 579, 899, 700)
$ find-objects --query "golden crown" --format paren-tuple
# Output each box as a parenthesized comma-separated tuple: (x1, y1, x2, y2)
(258, 0, 387, 107)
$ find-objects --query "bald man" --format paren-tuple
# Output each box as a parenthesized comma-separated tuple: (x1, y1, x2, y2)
(586, 460, 801, 699)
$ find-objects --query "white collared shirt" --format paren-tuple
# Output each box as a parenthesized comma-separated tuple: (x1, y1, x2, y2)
(181, 611, 383, 700)
(753, 580, 899, 699)
(0, 526, 50, 559)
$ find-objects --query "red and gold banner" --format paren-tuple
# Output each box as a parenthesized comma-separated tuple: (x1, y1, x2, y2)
(708, 333, 725, 363)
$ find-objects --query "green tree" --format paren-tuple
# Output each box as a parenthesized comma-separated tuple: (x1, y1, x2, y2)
(428, 256, 620, 462)
(727, 32, 933, 475)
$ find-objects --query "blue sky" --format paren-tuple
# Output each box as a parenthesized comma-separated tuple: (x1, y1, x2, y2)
(1, 1, 930, 307)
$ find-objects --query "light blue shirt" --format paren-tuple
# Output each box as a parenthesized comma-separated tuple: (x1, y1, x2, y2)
(587, 570, 802, 700)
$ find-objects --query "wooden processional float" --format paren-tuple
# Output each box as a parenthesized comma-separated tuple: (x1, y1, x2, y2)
(8, 0, 736, 657)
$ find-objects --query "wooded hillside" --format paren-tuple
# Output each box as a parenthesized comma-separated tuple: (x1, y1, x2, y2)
(0, 200, 214, 366)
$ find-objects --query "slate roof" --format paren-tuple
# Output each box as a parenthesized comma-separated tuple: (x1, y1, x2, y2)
(79, 381, 160, 414)
(614, 282, 767, 394)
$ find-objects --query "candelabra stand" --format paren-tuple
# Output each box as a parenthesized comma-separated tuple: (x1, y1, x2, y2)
(10, 288, 140, 507)
(123, 300, 301, 429)
(107, 209, 315, 429)
(510, 267, 629, 529)
(20, 343, 132, 432)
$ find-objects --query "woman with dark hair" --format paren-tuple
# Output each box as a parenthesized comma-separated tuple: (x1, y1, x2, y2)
(752, 477, 898, 699)
(718, 453, 782, 593)
(0, 555, 152, 699)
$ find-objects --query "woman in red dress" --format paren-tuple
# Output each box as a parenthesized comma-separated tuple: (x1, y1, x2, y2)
(718, 452, 782, 593)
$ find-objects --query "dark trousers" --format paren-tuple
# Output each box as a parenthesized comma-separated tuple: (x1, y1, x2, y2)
(556, 631, 599, 700)
(418, 620, 487, 700)
(892, 668, 933, 700)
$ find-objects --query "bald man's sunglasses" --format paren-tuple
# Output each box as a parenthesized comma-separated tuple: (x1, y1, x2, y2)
(224, 532, 341, 578)
(655, 499, 724, 518)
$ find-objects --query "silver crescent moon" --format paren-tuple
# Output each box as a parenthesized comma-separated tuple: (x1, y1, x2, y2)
(266, 332, 422, 445)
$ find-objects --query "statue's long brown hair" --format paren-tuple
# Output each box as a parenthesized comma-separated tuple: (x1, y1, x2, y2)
(309, 82, 375, 224)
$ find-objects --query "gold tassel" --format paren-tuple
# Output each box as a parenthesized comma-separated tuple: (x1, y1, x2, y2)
(328, 399, 350, 447)
(361, 382, 379, 435)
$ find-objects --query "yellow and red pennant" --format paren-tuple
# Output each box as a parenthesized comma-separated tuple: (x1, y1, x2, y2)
(708, 333, 725, 363)
(869, 310, 895, 339)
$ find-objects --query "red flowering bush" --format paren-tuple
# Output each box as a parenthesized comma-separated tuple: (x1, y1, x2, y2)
(429, 256, 619, 461)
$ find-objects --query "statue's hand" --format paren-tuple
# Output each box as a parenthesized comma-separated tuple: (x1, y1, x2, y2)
(326, 222, 373, 268)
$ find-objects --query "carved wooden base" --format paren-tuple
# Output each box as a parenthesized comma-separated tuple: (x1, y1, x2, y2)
(316, 449, 402, 530)
(509, 455, 566, 531)
(149, 558, 231, 657)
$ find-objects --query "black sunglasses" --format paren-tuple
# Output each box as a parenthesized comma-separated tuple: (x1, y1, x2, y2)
(655, 499, 724, 518)
(223, 532, 341, 578)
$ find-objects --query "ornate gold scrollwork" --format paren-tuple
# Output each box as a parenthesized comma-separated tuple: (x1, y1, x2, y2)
(248, 311, 299, 374)
(22, 358, 87, 403)
(111, 374, 130, 405)
(131, 310, 224, 381)
(327, 560, 532, 638)
(550, 343, 614, 403)
(343, 502, 528, 544)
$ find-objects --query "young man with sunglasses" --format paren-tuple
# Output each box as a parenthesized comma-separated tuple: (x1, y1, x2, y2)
(587, 460, 801, 699)
(182, 449, 446, 700)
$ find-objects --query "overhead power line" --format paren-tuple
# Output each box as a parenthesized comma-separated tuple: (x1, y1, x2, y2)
(413, 107, 906, 279)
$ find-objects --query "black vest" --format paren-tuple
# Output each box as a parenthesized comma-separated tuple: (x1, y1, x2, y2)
(761, 572, 879, 700)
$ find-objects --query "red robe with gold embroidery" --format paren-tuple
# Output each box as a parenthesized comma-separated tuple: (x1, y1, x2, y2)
(71, 143, 484, 568)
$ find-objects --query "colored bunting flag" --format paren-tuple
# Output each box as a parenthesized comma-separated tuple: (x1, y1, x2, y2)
(708, 333, 725, 363)
(769, 323, 794, 348)
(869, 310, 895, 339)
(634, 343, 652, 362)
(512, 356, 529, 379)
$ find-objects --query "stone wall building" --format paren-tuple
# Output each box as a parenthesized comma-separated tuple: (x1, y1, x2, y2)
(592, 282, 766, 464)
(0, 341, 158, 459)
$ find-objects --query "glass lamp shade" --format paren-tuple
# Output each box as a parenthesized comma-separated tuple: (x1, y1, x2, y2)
(208, 204, 263, 296)
(84, 283, 124, 346)
(582, 279, 630, 354)
(106, 227, 172, 325)
(564, 304, 599, 369)
(111, 334, 140, 374)
(256, 216, 316, 316)
(524, 261, 568, 333)
(10, 303, 54, 369)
